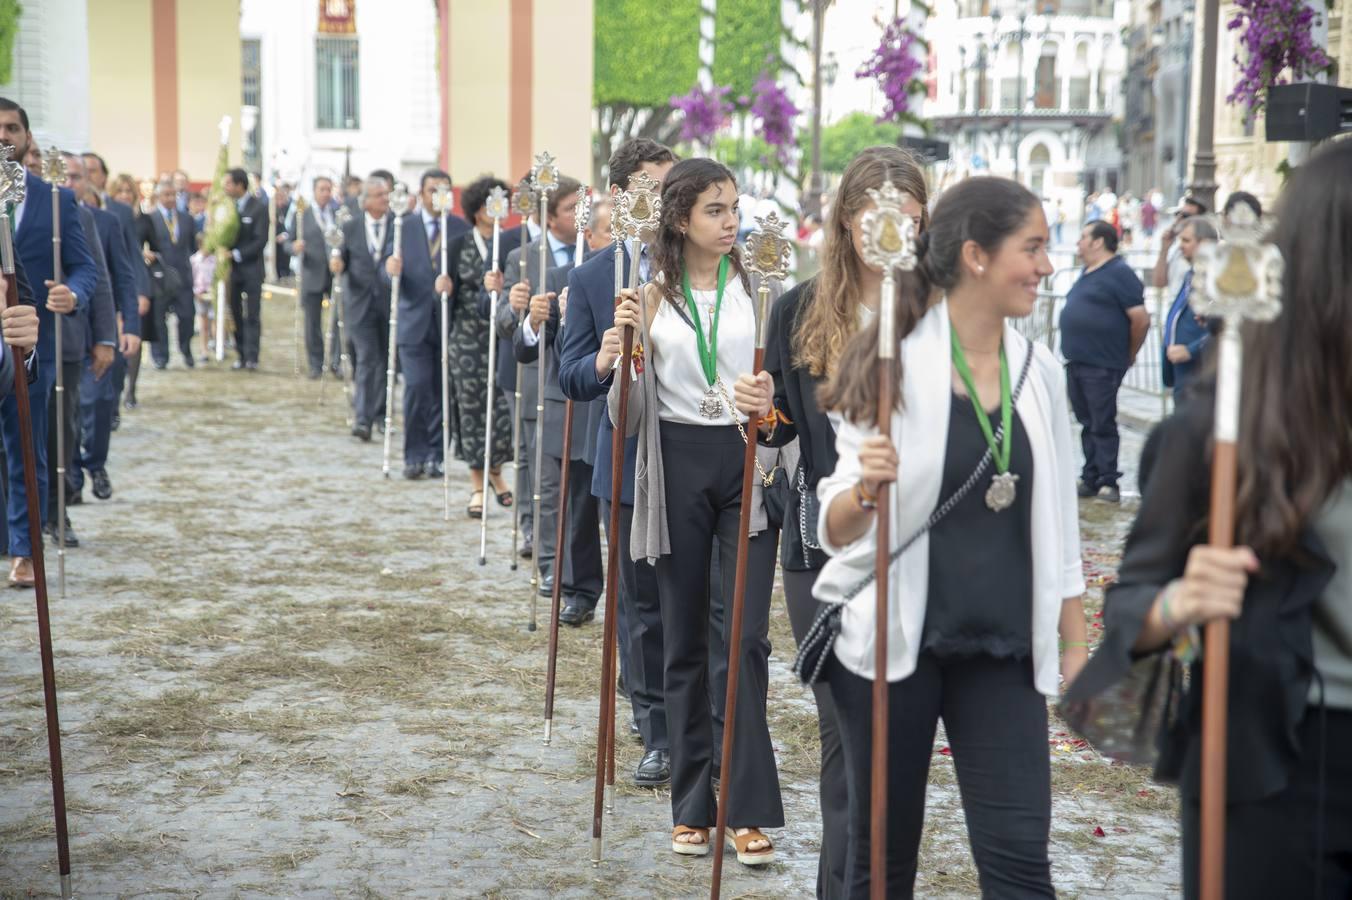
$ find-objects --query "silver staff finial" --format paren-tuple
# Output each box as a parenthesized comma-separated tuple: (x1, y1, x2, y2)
(1190, 205, 1282, 326)
(42, 147, 68, 185)
(432, 184, 453, 216)
(486, 185, 510, 221)
(389, 183, 411, 216)
(859, 180, 919, 274)
(622, 171, 662, 244)
(575, 186, 593, 233)
(744, 211, 791, 286)
(512, 179, 535, 217)
(531, 151, 559, 196)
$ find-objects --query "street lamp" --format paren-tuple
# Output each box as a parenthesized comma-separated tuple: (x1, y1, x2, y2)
(992, 2, 1053, 183)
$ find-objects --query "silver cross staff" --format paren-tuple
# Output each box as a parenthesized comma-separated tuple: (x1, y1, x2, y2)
(42, 147, 69, 598)
(478, 185, 510, 566)
(573, 185, 592, 268)
(743, 211, 792, 346)
(319, 205, 352, 413)
(855, 176, 919, 898)
(381, 184, 412, 478)
(1185, 201, 1283, 896)
(507, 177, 535, 572)
(431, 183, 454, 522)
(527, 152, 560, 629)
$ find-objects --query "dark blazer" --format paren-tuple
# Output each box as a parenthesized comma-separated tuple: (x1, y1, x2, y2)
(59, 206, 117, 362)
(230, 194, 269, 284)
(1162, 271, 1209, 388)
(103, 198, 151, 300)
(1066, 391, 1334, 807)
(558, 242, 641, 504)
(339, 211, 395, 327)
(283, 201, 337, 291)
(390, 210, 439, 346)
(502, 235, 573, 415)
(15, 172, 97, 365)
(760, 278, 833, 570)
(88, 205, 139, 339)
(274, 200, 293, 275)
(141, 203, 195, 294)
(0, 258, 40, 400)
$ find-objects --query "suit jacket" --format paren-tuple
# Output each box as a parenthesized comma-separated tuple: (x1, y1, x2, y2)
(59, 206, 118, 362)
(274, 200, 293, 274)
(390, 210, 439, 346)
(0, 258, 40, 400)
(88, 205, 139, 339)
(443, 212, 471, 245)
(14, 172, 97, 365)
(558, 242, 641, 504)
(103, 198, 152, 300)
(140, 203, 196, 297)
(1162, 271, 1209, 388)
(502, 235, 574, 421)
(339, 211, 395, 327)
(283, 201, 337, 292)
(230, 194, 269, 284)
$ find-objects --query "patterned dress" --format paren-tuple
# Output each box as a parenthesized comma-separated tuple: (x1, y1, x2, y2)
(448, 231, 513, 469)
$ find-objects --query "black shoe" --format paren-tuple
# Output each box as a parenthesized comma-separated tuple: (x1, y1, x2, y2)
(558, 600, 595, 627)
(245, 361, 259, 371)
(425, 460, 445, 478)
(153, 361, 167, 370)
(111, 413, 120, 431)
(352, 423, 372, 442)
(634, 749, 670, 787)
(537, 575, 554, 598)
(1076, 478, 1095, 498)
(630, 719, 641, 740)
(519, 539, 533, 560)
(231, 360, 246, 371)
(67, 489, 84, 506)
(402, 463, 426, 480)
(1096, 485, 1121, 504)
(182, 354, 195, 369)
(45, 520, 79, 549)
(91, 469, 113, 500)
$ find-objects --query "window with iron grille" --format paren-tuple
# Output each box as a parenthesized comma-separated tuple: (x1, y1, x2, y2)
(316, 37, 360, 130)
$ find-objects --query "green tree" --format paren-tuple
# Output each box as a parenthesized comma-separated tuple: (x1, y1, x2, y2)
(0, 0, 22, 86)
(713, 0, 795, 98)
(801, 112, 904, 176)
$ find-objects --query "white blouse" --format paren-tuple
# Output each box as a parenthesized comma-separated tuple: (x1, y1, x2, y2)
(650, 274, 756, 426)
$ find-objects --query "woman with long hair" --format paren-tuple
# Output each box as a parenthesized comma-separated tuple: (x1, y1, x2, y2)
(1068, 138, 1352, 898)
(611, 157, 783, 864)
(813, 176, 1087, 897)
(732, 145, 928, 899)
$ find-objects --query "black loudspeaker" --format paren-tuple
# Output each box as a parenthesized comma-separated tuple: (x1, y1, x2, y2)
(899, 136, 952, 162)
(1265, 83, 1352, 142)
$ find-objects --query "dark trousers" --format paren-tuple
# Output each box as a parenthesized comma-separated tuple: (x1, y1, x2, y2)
(398, 331, 442, 466)
(600, 497, 668, 752)
(1066, 361, 1126, 490)
(74, 355, 117, 489)
(656, 422, 782, 829)
(827, 653, 1053, 899)
(561, 458, 603, 607)
(784, 567, 849, 900)
(0, 361, 54, 556)
(513, 391, 534, 543)
(349, 311, 388, 428)
(45, 360, 82, 521)
(1183, 707, 1352, 900)
(302, 288, 326, 375)
(151, 288, 195, 366)
(228, 274, 263, 364)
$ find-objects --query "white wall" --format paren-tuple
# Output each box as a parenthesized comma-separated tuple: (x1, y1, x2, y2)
(0, 0, 91, 152)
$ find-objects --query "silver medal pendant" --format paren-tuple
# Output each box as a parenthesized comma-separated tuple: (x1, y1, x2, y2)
(985, 472, 1019, 512)
(699, 386, 723, 420)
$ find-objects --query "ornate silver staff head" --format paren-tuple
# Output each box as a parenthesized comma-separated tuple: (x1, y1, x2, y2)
(327, 206, 352, 252)
(42, 147, 67, 186)
(294, 194, 308, 216)
(622, 171, 662, 245)
(744, 211, 792, 348)
(0, 145, 26, 272)
(486, 185, 510, 222)
(431, 184, 453, 216)
(512, 179, 536, 219)
(389, 183, 411, 216)
(859, 180, 920, 361)
(531, 151, 559, 198)
(574, 186, 592, 235)
(611, 190, 632, 245)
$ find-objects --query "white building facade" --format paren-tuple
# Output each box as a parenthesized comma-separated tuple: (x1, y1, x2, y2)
(926, 0, 1128, 207)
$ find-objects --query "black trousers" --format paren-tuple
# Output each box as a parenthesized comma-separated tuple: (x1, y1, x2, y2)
(150, 287, 195, 366)
(1182, 707, 1352, 900)
(1066, 361, 1126, 491)
(784, 567, 849, 900)
(349, 311, 388, 429)
(827, 652, 1053, 899)
(656, 422, 782, 829)
(560, 457, 603, 606)
(302, 288, 326, 375)
(45, 360, 82, 521)
(601, 497, 668, 752)
(228, 274, 263, 364)
(398, 331, 442, 466)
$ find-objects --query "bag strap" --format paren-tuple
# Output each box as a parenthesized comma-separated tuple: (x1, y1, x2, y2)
(840, 341, 1036, 604)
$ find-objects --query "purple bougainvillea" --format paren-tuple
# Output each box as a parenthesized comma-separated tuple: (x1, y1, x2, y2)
(750, 72, 800, 164)
(1226, 0, 1331, 116)
(856, 16, 925, 122)
(670, 84, 735, 146)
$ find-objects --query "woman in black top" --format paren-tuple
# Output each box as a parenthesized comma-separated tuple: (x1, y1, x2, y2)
(733, 146, 929, 899)
(1067, 137, 1352, 900)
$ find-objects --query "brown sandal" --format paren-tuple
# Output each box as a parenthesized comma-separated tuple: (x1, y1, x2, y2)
(671, 825, 710, 857)
(726, 828, 774, 866)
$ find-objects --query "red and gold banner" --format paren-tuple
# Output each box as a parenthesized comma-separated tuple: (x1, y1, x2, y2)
(318, 0, 356, 34)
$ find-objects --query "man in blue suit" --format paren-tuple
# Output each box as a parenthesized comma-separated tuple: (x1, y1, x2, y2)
(0, 98, 98, 587)
(387, 173, 450, 478)
(558, 138, 677, 787)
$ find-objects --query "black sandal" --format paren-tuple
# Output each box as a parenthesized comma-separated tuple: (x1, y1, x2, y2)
(495, 489, 514, 508)
(467, 490, 485, 519)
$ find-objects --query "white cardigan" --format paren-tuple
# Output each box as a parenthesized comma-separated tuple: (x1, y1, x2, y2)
(812, 299, 1085, 696)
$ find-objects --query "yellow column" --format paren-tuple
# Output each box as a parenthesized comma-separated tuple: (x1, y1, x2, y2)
(174, 0, 242, 178)
(87, 0, 157, 177)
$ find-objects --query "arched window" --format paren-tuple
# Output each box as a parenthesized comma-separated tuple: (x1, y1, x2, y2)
(1069, 41, 1091, 109)
(999, 42, 1021, 109)
(1028, 143, 1052, 195)
(1034, 41, 1059, 108)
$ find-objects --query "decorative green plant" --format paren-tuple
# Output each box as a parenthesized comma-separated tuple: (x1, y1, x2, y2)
(0, 0, 23, 86)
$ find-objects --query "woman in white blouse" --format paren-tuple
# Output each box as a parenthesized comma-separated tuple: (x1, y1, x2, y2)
(610, 158, 782, 865)
(813, 176, 1089, 897)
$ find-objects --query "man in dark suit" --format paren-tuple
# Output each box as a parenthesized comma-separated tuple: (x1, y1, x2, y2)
(0, 267, 39, 400)
(225, 167, 267, 370)
(142, 178, 197, 368)
(502, 174, 582, 595)
(0, 97, 98, 587)
(284, 175, 339, 378)
(558, 139, 677, 787)
(331, 176, 395, 440)
(273, 182, 294, 281)
(70, 154, 140, 504)
(388, 174, 446, 477)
